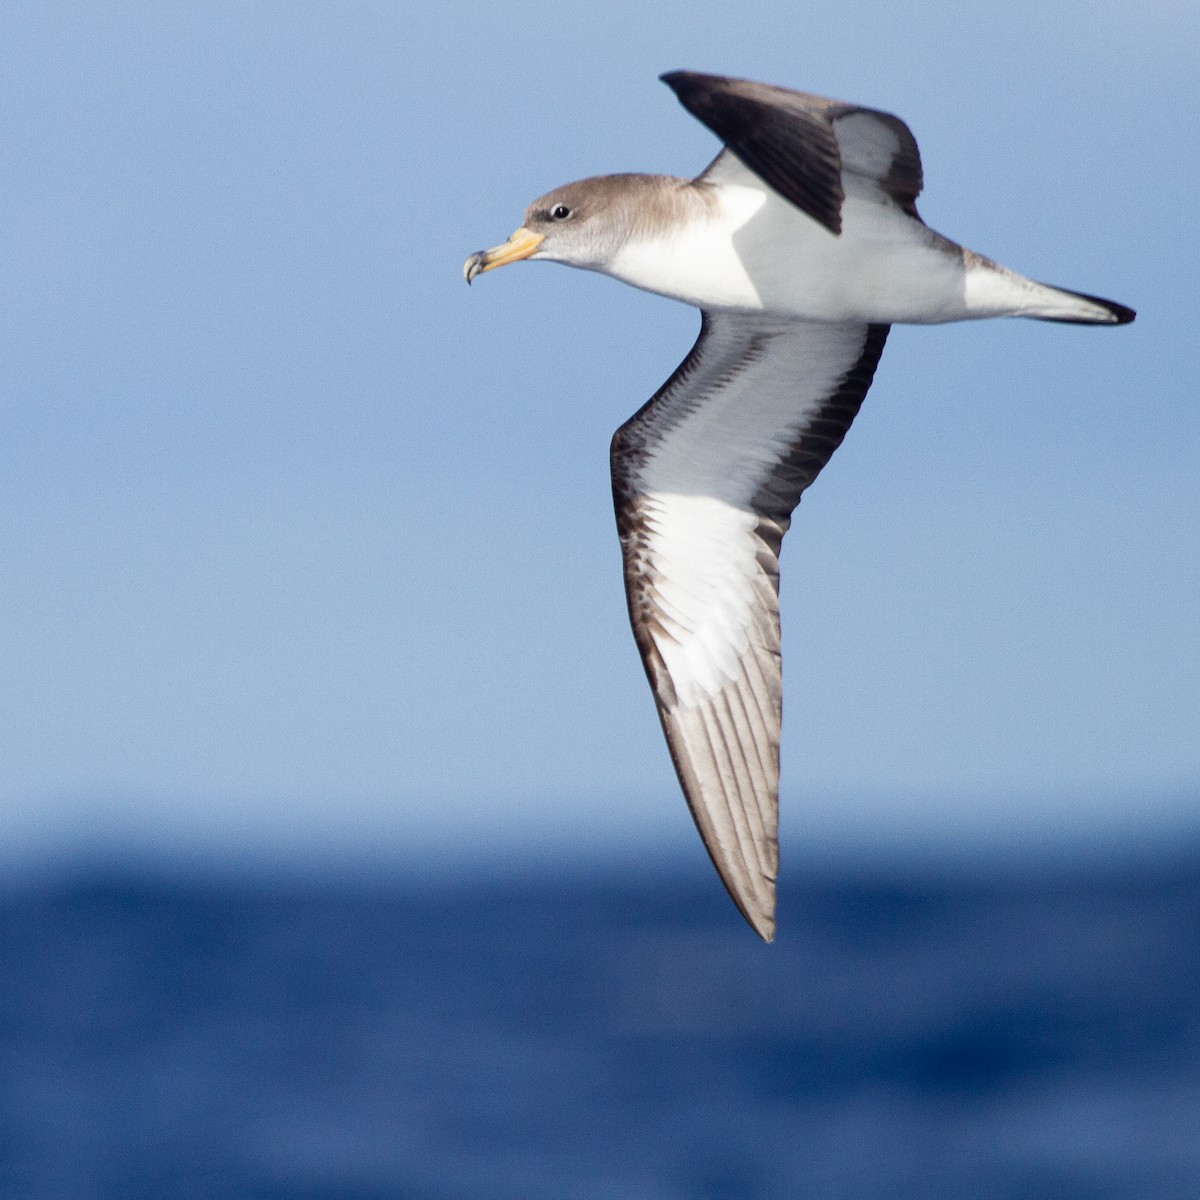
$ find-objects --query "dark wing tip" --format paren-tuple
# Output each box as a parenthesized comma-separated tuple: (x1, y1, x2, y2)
(660, 69, 757, 96)
(660, 69, 712, 93)
(659, 70, 744, 115)
(743, 900, 777, 942)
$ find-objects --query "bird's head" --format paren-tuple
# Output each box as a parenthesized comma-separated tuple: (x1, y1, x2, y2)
(463, 174, 671, 283)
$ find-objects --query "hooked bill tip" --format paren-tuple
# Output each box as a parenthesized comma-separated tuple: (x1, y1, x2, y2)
(463, 252, 485, 285)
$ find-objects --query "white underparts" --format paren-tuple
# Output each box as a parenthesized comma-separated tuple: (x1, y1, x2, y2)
(603, 177, 1105, 326)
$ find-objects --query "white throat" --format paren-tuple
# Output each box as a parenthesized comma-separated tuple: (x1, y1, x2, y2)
(604, 184, 768, 311)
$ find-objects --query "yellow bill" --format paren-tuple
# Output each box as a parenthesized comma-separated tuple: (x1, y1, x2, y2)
(463, 227, 545, 284)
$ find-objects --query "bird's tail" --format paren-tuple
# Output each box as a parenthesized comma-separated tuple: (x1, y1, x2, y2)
(1024, 283, 1136, 326)
(964, 253, 1135, 325)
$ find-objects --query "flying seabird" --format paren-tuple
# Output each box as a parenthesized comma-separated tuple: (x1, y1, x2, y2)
(462, 71, 1134, 941)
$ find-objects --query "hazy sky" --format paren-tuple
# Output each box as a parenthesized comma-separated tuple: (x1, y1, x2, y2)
(1, 2, 1195, 872)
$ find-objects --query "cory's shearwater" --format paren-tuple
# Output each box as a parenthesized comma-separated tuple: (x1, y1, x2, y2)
(463, 70, 1134, 941)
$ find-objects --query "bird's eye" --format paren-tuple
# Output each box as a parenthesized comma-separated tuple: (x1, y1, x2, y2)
(550, 204, 571, 220)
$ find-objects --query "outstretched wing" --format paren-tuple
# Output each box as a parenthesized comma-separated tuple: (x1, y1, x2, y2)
(661, 70, 924, 232)
(611, 313, 889, 939)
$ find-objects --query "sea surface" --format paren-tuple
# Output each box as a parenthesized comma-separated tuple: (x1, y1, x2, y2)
(2, 846, 1198, 1199)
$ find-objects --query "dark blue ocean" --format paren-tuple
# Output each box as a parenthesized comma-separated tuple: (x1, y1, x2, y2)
(2, 845, 1198, 1199)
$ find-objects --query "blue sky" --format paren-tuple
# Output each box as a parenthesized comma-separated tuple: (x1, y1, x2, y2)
(1, 2, 1196, 873)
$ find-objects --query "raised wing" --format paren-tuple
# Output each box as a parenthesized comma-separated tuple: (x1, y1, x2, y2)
(611, 313, 889, 939)
(661, 70, 924, 232)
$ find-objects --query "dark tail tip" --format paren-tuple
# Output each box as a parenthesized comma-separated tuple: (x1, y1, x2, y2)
(1083, 290, 1136, 326)
(1039, 287, 1136, 326)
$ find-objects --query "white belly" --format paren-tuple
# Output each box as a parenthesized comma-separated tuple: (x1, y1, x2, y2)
(607, 182, 973, 325)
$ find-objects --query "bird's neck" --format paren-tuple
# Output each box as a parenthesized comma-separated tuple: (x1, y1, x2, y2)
(602, 179, 766, 310)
